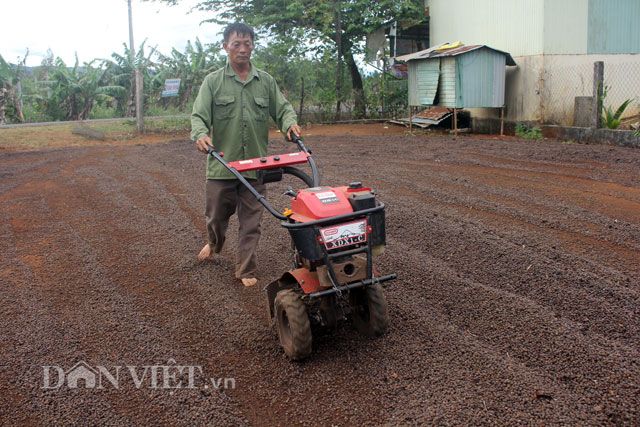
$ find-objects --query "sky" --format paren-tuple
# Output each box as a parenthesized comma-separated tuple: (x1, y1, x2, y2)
(1, 0, 224, 67)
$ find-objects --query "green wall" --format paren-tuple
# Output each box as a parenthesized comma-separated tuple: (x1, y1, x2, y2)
(588, 0, 640, 54)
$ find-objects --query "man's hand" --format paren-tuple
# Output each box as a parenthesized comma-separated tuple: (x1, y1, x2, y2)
(286, 124, 302, 141)
(196, 136, 214, 153)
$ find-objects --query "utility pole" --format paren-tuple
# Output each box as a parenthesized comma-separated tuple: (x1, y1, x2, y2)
(128, 0, 143, 133)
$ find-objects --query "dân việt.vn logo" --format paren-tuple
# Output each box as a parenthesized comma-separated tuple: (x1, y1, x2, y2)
(42, 359, 235, 390)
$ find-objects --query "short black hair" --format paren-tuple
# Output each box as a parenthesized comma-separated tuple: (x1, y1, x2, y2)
(223, 23, 255, 43)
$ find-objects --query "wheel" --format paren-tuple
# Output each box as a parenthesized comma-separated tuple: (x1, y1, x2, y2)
(350, 283, 389, 337)
(274, 289, 312, 360)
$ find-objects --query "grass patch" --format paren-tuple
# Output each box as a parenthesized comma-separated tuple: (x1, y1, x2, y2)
(0, 117, 189, 152)
(515, 124, 542, 140)
(143, 116, 191, 134)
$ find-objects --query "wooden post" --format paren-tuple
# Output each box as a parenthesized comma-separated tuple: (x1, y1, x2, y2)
(500, 106, 505, 136)
(409, 106, 413, 132)
(593, 61, 604, 129)
(16, 80, 23, 119)
(453, 108, 458, 137)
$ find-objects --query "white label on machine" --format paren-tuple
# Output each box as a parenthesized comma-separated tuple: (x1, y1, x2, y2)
(289, 153, 300, 156)
(320, 220, 367, 250)
(238, 160, 253, 164)
(315, 191, 339, 204)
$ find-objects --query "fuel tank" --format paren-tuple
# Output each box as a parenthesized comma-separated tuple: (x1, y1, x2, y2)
(287, 183, 385, 261)
(289, 183, 376, 223)
(289, 187, 353, 222)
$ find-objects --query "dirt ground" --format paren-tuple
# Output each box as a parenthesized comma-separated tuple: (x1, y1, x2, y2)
(1, 124, 639, 425)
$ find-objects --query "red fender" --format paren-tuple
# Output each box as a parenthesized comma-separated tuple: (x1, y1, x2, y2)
(286, 268, 323, 294)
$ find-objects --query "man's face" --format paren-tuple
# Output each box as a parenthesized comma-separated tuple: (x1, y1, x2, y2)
(223, 32, 254, 68)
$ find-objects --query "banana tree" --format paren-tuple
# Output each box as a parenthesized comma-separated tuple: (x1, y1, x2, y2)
(103, 40, 161, 117)
(47, 55, 125, 121)
(156, 38, 223, 111)
(0, 52, 27, 124)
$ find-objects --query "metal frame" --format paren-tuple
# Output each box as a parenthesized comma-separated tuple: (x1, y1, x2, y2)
(298, 210, 396, 298)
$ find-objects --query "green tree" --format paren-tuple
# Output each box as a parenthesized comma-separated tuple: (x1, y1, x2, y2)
(251, 33, 315, 100)
(0, 52, 27, 124)
(153, 0, 424, 118)
(103, 41, 162, 117)
(45, 54, 125, 121)
(363, 71, 408, 118)
(156, 37, 223, 111)
(33, 49, 55, 82)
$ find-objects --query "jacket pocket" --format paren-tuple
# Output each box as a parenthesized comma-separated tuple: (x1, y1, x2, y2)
(214, 95, 236, 120)
(253, 96, 269, 121)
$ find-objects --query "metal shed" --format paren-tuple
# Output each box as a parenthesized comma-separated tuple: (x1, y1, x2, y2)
(397, 44, 516, 133)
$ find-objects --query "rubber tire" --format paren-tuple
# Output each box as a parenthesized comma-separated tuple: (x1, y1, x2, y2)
(351, 284, 390, 337)
(274, 290, 312, 360)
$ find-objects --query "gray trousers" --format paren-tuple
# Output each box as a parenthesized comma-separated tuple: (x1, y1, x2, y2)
(205, 179, 266, 278)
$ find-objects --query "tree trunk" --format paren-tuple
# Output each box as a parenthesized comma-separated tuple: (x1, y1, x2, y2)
(126, 74, 136, 117)
(332, 0, 342, 121)
(344, 50, 366, 119)
(69, 94, 79, 121)
(15, 81, 24, 121)
(299, 77, 305, 120)
(0, 87, 7, 125)
(179, 84, 191, 112)
(80, 99, 93, 120)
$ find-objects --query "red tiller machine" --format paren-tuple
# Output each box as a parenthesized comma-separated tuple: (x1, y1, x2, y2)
(207, 136, 396, 360)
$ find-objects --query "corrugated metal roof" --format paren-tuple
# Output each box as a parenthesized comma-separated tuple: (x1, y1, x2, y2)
(415, 107, 451, 121)
(395, 43, 447, 62)
(398, 44, 517, 66)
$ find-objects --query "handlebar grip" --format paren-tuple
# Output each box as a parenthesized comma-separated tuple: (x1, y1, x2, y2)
(291, 135, 311, 154)
(207, 146, 223, 157)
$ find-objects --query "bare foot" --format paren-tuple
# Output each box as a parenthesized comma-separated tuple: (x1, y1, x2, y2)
(241, 277, 258, 287)
(198, 244, 213, 261)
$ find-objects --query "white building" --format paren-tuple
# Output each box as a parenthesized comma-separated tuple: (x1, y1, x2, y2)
(426, 0, 640, 127)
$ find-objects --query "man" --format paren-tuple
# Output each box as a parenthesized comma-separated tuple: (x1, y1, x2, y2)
(191, 22, 301, 287)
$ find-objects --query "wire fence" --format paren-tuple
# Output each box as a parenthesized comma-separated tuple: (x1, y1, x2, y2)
(541, 59, 640, 126)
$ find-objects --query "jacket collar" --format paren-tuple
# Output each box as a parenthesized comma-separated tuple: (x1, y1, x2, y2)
(224, 58, 260, 82)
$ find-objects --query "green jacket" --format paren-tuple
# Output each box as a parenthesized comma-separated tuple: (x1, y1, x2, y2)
(191, 60, 298, 179)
